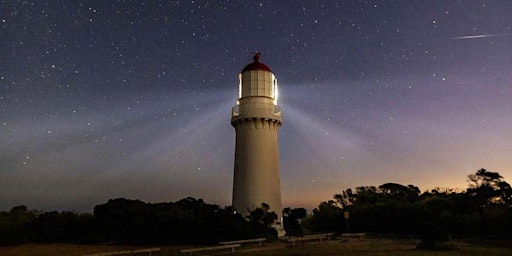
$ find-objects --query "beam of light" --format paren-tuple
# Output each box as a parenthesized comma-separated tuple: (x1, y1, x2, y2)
(0, 87, 236, 211)
(277, 83, 389, 182)
(451, 33, 510, 40)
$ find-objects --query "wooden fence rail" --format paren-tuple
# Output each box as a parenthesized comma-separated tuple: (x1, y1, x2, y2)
(219, 238, 266, 246)
(180, 244, 241, 256)
(83, 247, 161, 256)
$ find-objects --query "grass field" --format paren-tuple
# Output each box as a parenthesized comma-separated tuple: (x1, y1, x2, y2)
(244, 239, 512, 256)
(1, 239, 511, 256)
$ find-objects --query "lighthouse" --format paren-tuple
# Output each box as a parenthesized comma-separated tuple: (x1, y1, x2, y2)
(231, 53, 284, 235)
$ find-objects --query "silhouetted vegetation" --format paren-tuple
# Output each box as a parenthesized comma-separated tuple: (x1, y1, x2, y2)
(283, 207, 307, 236)
(0, 197, 276, 246)
(305, 169, 512, 250)
(247, 203, 279, 238)
(92, 197, 273, 245)
(1, 168, 511, 247)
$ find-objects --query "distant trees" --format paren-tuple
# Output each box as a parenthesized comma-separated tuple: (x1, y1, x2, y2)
(32, 211, 95, 243)
(0, 206, 95, 245)
(463, 169, 512, 237)
(1, 168, 510, 247)
(467, 168, 512, 205)
(248, 203, 277, 226)
(247, 203, 278, 238)
(283, 207, 307, 236)
(304, 200, 344, 233)
(0, 198, 277, 246)
(93, 197, 275, 244)
(320, 183, 421, 234)
(304, 169, 512, 249)
(0, 205, 35, 245)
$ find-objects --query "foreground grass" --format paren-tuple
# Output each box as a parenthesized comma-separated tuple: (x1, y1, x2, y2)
(1, 239, 511, 256)
(0, 244, 164, 256)
(239, 239, 512, 256)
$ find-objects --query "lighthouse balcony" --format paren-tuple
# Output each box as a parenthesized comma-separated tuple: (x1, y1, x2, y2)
(231, 104, 282, 121)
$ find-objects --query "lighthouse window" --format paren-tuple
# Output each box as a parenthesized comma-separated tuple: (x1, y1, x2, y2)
(271, 81, 275, 98)
(273, 78, 278, 104)
(238, 74, 242, 99)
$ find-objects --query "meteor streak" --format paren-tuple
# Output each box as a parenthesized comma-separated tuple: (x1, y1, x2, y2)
(452, 33, 510, 40)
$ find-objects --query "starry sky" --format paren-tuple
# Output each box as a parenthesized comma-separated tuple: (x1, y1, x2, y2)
(1, 0, 512, 212)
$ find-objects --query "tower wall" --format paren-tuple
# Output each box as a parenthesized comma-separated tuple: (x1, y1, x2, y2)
(232, 118, 282, 218)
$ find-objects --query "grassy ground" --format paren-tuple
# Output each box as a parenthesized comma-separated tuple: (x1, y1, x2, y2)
(1, 239, 511, 256)
(0, 243, 167, 256)
(237, 239, 512, 256)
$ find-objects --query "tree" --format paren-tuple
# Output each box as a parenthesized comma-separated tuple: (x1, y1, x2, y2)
(93, 198, 148, 244)
(334, 189, 354, 209)
(307, 200, 344, 233)
(283, 207, 307, 236)
(247, 203, 278, 238)
(498, 181, 512, 205)
(0, 206, 36, 245)
(379, 183, 420, 202)
(467, 168, 512, 206)
(415, 195, 457, 250)
(248, 203, 277, 227)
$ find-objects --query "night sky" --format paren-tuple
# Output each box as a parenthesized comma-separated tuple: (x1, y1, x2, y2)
(1, 1, 512, 212)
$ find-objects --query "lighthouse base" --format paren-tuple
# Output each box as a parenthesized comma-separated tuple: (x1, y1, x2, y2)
(274, 223, 285, 237)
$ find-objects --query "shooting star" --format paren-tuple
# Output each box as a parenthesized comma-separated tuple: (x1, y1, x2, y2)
(452, 33, 510, 40)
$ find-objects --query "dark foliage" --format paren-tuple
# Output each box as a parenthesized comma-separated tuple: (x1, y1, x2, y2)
(247, 203, 279, 239)
(283, 207, 307, 236)
(1, 168, 510, 247)
(92, 197, 274, 245)
(0, 198, 274, 246)
(306, 169, 512, 250)
(0, 206, 35, 245)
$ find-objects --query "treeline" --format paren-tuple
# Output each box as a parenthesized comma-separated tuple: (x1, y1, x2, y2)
(302, 169, 512, 247)
(1, 169, 511, 247)
(0, 197, 276, 246)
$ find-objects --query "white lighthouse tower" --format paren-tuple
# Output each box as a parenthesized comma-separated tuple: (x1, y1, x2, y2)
(231, 53, 284, 235)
